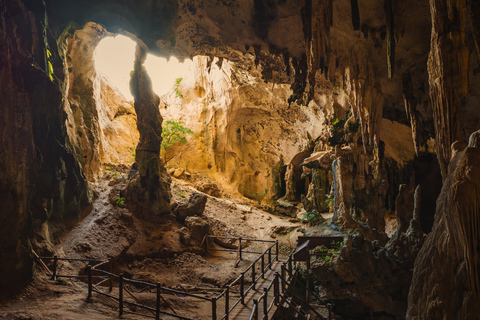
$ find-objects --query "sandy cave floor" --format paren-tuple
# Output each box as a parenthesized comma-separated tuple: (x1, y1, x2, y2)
(0, 165, 339, 320)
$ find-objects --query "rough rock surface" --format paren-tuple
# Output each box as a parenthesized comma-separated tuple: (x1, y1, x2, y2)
(0, 0, 91, 296)
(172, 192, 208, 222)
(185, 216, 210, 243)
(313, 226, 424, 319)
(125, 45, 171, 217)
(407, 131, 480, 319)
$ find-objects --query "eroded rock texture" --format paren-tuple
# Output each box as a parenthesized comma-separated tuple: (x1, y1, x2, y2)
(407, 132, 480, 319)
(0, 1, 479, 317)
(0, 0, 91, 296)
(125, 45, 171, 217)
(406, 1, 480, 318)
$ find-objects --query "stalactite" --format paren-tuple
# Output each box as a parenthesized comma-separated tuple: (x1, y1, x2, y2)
(303, 0, 333, 101)
(428, 0, 469, 180)
(384, 0, 395, 78)
(350, 0, 360, 31)
(403, 69, 420, 155)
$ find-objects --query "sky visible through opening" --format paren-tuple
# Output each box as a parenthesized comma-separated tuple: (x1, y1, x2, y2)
(94, 35, 193, 100)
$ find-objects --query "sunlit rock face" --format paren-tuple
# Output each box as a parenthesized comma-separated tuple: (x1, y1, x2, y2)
(160, 55, 331, 200)
(1, 0, 479, 316)
(63, 23, 140, 180)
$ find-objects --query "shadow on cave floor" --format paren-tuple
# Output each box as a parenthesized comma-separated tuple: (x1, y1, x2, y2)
(1, 165, 321, 319)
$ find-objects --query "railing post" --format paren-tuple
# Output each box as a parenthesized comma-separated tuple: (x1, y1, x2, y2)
(87, 265, 92, 300)
(119, 274, 124, 317)
(327, 303, 332, 320)
(156, 282, 160, 320)
(275, 241, 279, 261)
(238, 237, 242, 261)
(288, 259, 292, 277)
(206, 236, 209, 255)
(263, 287, 268, 320)
(268, 247, 272, 269)
(52, 255, 58, 280)
(253, 298, 259, 320)
(306, 258, 311, 303)
(240, 273, 245, 305)
(274, 272, 279, 305)
(252, 262, 256, 290)
(225, 285, 230, 320)
(212, 296, 217, 320)
(261, 255, 265, 279)
(109, 261, 113, 292)
(281, 265, 286, 292)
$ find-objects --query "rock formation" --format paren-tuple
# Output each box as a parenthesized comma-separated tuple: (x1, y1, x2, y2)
(125, 44, 171, 217)
(0, 0, 479, 318)
(407, 132, 480, 319)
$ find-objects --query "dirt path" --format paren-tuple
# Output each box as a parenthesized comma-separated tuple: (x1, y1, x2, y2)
(1, 170, 306, 320)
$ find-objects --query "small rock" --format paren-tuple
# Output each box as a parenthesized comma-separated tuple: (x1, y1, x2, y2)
(240, 215, 246, 220)
(173, 167, 185, 178)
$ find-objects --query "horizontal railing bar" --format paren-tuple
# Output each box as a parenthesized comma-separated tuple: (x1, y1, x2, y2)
(93, 277, 111, 288)
(216, 289, 227, 300)
(228, 295, 244, 314)
(123, 299, 156, 312)
(206, 235, 276, 243)
(121, 278, 157, 288)
(91, 260, 110, 269)
(208, 249, 265, 255)
(54, 274, 105, 279)
(92, 288, 118, 300)
(92, 269, 118, 278)
(39, 257, 106, 263)
(159, 287, 213, 301)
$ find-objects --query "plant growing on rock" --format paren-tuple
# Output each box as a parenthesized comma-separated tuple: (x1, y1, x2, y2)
(302, 209, 323, 225)
(161, 120, 195, 164)
(174, 78, 183, 98)
(115, 197, 125, 206)
(251, 188, 268, 204)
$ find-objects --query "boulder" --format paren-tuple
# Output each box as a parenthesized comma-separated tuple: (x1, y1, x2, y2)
(172, 192, 207, 222)
(185, 216, 210, 243)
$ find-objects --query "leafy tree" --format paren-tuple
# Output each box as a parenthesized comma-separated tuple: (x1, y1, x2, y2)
(161, 120, 195, 164)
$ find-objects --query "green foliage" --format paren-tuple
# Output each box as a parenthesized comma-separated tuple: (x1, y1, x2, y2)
(47, 60, 54, 82)
(325, 196, 334, 208)
(115, 197, 125, 206)
(331, 118, 340, 125)
(301, 209, 323, 225)
(315, 240, 344, 263)
(161, 120, 195, 164)
(127, 146, 136, 163)
(174, 78, 183, 98)
(178, 191, 186, 199)
(251, 188, 268, 204)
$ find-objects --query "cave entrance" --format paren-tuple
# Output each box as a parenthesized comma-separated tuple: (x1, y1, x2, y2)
(92, 35, 195, 166)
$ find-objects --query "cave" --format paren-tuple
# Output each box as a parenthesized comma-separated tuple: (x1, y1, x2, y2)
(1, 0, 480, 319)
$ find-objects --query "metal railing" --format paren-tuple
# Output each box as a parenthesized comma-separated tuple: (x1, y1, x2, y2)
(32, 237, 333, 320)
(203, 236, 278, 320)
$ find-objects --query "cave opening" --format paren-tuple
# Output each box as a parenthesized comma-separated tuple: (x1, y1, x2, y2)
(91, 34, 197, 166)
